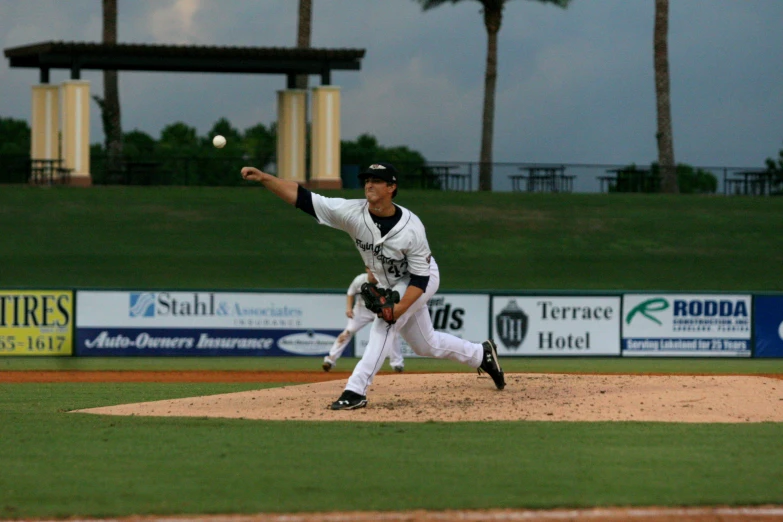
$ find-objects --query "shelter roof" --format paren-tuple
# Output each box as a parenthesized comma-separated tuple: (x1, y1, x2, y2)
(4, 41, 365, 84)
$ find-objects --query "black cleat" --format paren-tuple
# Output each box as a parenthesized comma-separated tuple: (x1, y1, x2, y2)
(330, 390, 368, 410)
(322, 361, 332, 372)
(392, 365, 404, 373)
(478, 339, 505, 390)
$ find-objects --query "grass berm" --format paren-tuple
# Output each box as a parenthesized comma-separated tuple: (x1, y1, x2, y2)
(1, 185, 781, 291)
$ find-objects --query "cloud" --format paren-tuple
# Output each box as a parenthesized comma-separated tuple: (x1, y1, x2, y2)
(343, 55, 481, 161)
(148, 0, 204, 44)
(1, 0, 782, 180)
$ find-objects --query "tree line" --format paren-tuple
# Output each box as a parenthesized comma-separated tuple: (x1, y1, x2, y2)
(1, 114, 781, 192)
(0, 116, 429, 187)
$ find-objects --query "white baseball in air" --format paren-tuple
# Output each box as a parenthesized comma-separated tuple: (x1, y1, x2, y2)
(212, 135, 226, 148)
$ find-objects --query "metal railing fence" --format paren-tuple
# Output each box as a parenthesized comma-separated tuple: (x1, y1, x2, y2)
(1, 153, 780, 195)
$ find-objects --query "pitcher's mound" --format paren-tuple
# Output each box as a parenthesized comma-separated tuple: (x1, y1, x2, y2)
(74, 373, 783, 423)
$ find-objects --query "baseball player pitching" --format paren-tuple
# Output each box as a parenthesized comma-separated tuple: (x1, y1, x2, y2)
(240, 161, 505, 410)
(322, 268, 404, 373)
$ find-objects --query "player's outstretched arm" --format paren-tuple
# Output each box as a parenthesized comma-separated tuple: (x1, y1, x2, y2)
(241, 166, 298, 205)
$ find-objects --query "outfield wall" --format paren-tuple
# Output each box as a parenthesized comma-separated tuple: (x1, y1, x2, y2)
(1, 289, 782, 358)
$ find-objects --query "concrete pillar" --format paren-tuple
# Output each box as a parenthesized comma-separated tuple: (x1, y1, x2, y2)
(276, 89, 307, 183)
(30, 85, 60, 160)
(59, 80, 92, 186)
(309, 86, 342, 189)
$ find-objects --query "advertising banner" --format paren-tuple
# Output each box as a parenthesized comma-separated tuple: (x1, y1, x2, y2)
(492, 296, 621, 356)
(0, 291, 73, 356)
(622, 294, 751, 357)
(754, 296, 783, 357)
(355, 294, 489, 358)
(75, 291, 346, 356)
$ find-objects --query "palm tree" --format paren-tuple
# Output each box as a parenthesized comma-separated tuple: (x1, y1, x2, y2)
(93, 0, 123, 179)
(295, 0, 312, 90)
(416, 0, 572, 191)
(295, 0, 313, 180)
(654, 0, 677, 193)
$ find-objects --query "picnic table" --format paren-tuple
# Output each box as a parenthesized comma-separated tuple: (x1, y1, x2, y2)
(600, 168, 659, 193)
(509, 165, 574, 193)
(725, 170, 775, 196)
(419, 165, 472, 191)
(29, 159, 72, 185)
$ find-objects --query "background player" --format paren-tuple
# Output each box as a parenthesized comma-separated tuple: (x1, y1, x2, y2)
(323, 268, 405, 373)
(240, 162, 505, 410)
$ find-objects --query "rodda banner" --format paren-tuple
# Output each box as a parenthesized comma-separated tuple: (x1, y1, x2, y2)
(492, 296, 621, 356)
(622, 294, 751, 357)
(0, 291, 73, 356)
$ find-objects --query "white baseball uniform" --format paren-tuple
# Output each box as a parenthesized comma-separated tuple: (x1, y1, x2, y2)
(311, 194, 485, 396)
(323, 272, 404, 369)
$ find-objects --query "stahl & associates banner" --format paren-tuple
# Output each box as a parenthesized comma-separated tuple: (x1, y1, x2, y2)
(75, 291, 346, 356)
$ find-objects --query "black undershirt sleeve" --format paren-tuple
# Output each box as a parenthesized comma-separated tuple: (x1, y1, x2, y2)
(295, 185, 317, 218)
(409, 274, 430, 292)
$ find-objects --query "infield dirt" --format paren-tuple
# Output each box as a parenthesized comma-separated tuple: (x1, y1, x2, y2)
(70, 372, 783, 423)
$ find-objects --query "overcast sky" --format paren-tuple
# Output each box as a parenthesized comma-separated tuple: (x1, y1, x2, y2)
(1, 0, 782, 178)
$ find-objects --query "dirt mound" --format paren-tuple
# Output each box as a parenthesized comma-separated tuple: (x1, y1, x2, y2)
(74, 373, 783, 423)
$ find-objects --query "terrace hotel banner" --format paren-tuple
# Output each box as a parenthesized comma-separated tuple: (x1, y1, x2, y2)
(491, 296, 622, 356)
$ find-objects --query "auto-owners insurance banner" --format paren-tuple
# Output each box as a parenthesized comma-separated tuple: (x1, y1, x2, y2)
(622, 294, 751, 357)
(75, 291, 346, 356)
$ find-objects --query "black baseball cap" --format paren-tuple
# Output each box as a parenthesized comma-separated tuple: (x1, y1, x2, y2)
(358, 162, 398, 184)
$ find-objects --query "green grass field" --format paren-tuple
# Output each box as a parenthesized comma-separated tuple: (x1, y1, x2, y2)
(1, 186, 782, 291)
(2, 358, 783, 518)
(3, 355, 783, 374)
(2, 372, 783, 518)
(1, 187, 782, 518)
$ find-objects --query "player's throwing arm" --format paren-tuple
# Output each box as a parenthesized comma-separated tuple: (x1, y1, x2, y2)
(241, 162, 505, 411)
(241, 167, 298, 205)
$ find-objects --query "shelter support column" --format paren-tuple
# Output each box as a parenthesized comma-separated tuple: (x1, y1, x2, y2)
(276, 89, 307, 183)
(30, 85, 60, 161)
(59, 80, 92, 186)
(309, 86, 342, 189)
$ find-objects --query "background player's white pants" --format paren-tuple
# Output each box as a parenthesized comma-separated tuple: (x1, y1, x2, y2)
(325, 306, 404, 368)
(345, 259, 484, 396)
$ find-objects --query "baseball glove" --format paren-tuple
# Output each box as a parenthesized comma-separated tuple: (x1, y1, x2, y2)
(360, 283, 400, 324)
